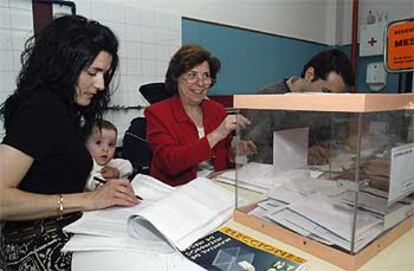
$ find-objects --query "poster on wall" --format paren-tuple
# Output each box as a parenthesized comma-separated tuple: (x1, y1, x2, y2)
(384, 18, 414, 72)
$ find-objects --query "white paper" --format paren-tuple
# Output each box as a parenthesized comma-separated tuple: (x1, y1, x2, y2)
(63, 233, 173, 253)
(248, 206, 275, 223)
(132, 174, 176, 201)
(127, 177, 234, 251)
(288, 194, 382, 242)
(64, 174, 173, 238)
(266, 209, 313, 237)
(267, 175, 346, 204)
(71, 250, 204, 271)
(341, 190, 406, 216)
(273, 127, 309, 171)
(257, 198, 288, 211)
(63, 204, 144, 239)
(267, 185, 307, 204)
(267, 208, 382, 252)
(389, 144, 414, 205)
(216, 163, 318, 195)
(216, 162, 276, 193)
(65, 176, 234, 253)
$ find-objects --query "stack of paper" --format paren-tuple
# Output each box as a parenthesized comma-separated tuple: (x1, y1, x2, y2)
(247, 175, 391, 252)
(127, 177, 235, 250)
(63, 174, 175, 253)
(288, 193, 383, 251)
(216, 162, 276, 193)
(63, 175, 235, 253)
(216, 162, 322, 193)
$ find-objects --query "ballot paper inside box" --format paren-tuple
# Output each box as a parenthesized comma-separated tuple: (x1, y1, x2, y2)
(212, 246, 254, 271)
(232, 93, 414, 271)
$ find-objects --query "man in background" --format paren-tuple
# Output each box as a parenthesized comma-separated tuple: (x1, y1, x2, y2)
(243, 49, 355, 164)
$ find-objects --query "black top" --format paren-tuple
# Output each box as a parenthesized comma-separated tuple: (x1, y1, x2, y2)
(2, 90, 92, 231)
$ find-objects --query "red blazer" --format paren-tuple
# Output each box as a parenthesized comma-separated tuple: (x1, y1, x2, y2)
(144, 96, 232, 186)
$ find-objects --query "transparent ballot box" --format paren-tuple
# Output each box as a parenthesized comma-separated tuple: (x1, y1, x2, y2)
(231, 93, 414, 270)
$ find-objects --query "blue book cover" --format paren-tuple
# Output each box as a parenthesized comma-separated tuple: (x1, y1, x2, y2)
(182, 226, 307, 271)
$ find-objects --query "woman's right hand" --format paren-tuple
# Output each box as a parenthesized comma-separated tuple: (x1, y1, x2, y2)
(85, 178, 139, 210)
(207, 114, 251, 148)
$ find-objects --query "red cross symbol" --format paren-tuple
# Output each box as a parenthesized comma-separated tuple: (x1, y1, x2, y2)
(368, 37, 377, 46)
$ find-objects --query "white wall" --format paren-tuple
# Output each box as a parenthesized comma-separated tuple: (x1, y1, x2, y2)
(108, 0, 414, 47)
(71, 0, 341, 140)
(0, 0, 338, 143)
(336, 0, 353, 46)
(59, 0, 182, 141)
(0, 0, 182, 141)
(117, 0, 340, 45)
(337, 0, 414, 45)
(0, 0, 342, 141)
(0, 0, 33, 137)
(94, 0, 340, 139)
(2, 0, 412, 139)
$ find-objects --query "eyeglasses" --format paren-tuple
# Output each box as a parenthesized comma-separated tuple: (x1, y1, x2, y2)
(182, 71, 213, 85)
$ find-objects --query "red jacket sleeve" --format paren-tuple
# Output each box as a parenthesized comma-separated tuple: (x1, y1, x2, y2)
(145, 105, 213, 175)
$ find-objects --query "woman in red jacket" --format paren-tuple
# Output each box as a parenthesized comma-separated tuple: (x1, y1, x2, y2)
(145, 44, 255, 186)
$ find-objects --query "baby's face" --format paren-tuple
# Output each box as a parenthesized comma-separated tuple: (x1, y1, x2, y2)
(86, 128, 117, 166)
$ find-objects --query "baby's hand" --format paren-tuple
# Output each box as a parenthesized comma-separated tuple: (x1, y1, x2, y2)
(101, 166, 120, 179)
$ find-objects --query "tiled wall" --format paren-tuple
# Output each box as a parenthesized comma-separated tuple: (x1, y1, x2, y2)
(0, 0, 33, 137)
(58, 0, 182, 139)
(0, 0, 181, 141)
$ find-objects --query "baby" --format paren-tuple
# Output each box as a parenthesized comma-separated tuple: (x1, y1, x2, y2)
(85, 119, 133, 191)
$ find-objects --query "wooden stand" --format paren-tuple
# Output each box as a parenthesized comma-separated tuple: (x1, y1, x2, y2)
(234, 204, 413, 270)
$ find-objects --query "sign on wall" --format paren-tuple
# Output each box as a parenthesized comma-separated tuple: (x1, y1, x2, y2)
(384, 18, 414, 72)
(360, 22, 387, 57)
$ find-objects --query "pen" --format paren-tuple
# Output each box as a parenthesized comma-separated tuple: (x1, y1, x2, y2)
(93, 176, 107, 184)
(93, 176, 143, 200)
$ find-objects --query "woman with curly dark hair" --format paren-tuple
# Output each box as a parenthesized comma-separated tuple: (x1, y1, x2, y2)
(145, 44, 256, 186)
(0, 15, 138, 270)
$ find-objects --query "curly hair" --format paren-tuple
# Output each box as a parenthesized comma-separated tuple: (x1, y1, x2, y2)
(165, 44, 221, 95)
(0, 15, 119, 137)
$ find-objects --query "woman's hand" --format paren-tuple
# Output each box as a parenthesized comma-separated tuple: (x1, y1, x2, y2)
(207, 114, 251, 148)
(85, 178, 139, 210)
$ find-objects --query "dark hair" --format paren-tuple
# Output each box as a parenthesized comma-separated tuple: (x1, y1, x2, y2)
(94, 119, 118, 137)
(0, 15, 119, 136)
(301, 49, 354, 87)
(165, 44, 221, 94)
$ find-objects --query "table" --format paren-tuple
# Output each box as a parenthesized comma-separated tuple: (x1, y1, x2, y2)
(71, 182, 414, 271)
